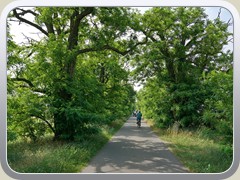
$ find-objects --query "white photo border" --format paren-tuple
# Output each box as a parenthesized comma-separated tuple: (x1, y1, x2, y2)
(0, 0, 239, 179)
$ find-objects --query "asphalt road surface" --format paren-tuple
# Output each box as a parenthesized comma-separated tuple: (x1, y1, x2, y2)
(81, 117, 189, 173)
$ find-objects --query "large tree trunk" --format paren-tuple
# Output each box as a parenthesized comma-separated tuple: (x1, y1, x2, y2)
(52, 8, 94, 141)
(53, 87, 75, 141)
(53, 110, 75, 141)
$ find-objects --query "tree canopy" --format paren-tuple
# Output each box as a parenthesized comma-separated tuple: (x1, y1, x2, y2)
(7, 7, 233, 142)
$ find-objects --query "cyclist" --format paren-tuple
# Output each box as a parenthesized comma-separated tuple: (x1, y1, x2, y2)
(136, 111, 142, 127)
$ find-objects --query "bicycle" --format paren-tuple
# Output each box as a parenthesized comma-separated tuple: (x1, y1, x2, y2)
(136, 119, 141, 128)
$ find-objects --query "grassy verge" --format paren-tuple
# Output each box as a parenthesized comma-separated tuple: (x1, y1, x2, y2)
(7, 118, 126, 173)
(147, 120, 233, 173)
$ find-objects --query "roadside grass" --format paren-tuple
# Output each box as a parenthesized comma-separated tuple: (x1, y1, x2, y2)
(7, 118, 126, 173)
(147, 120, 233, 173)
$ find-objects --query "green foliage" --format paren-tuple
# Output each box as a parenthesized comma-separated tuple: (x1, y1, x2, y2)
(155, 128, 233, 173)
(169, 83, 206, 127)
(7, 118, 126, 173)
(134, 7, 233, 144)
(137, 78, 171, 128)
(8, 6, 232, 147)
(202, 70, 233, 143)
(8, 7, 137, 141)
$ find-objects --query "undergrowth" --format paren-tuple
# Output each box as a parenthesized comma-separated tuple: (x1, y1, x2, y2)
(147, 119, 233, 173)
(7, 118, 126, 173)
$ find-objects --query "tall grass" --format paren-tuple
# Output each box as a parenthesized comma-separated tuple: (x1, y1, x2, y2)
(148, 120, 233, 173)
(7, 118, 126, 173)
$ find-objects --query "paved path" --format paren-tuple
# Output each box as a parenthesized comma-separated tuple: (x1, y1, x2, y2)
(81, 117, 189, 173)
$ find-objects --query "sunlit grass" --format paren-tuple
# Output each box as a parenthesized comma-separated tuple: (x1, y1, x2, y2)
(147, 120, 233, 173)
(7, 118, 126, 173)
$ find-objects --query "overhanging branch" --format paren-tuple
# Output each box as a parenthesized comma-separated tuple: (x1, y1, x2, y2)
(13, 9, 49, 36)
(77, 39, 148, 56)
(30, 114, 55, 134)
(11, 77, 47, 94)
(12, 77, 34, 87)
(15, 8, 38, 16)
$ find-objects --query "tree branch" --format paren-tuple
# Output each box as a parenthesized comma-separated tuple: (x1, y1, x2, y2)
(227, 38, 233, 43)
(54, 12, 61, 35)
(11, 77, 47, 94)
(78, 47, 96, 54)
(76, 7, 94, 23)
(15, 8, 39, 16)
(30, 114, 55, 133)
(217, 8, 222, 19)
(68, 7, 94, 49)
(12, 77, 34, 87)
(227, 18, 232, 26)
(21, 33, 39, 45)
(77, 39, 148, 56)
(13, 9, 49, 36)
(142, 30, 158, 42)
(104, 45, 131, 56)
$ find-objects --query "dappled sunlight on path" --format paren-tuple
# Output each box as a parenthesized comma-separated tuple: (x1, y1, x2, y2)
(81, 117, 189, 173)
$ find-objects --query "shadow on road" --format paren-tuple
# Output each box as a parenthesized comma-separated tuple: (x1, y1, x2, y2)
(81, 117, 189, 173)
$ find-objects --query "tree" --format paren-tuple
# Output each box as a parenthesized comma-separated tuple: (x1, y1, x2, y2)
(7, 7, 141, 141)
(133, 7, 232, 128)
(134, 7, 231, 81)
